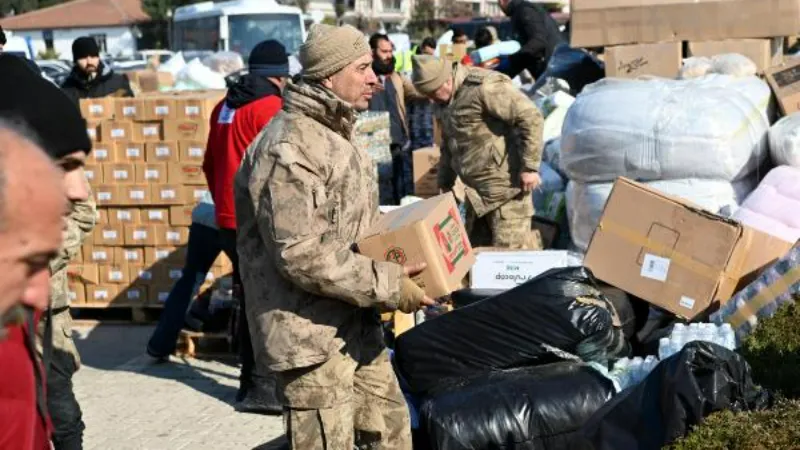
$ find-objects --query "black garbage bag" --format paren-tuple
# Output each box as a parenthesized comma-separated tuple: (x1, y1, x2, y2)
(394, 267, 627, 395)
(420, 362, 615, 450)
(574, 341, 771, 450)
(531, 44, 605, 96)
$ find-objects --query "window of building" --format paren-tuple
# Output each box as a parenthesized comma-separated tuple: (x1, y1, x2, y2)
(89, 34, 107, 54)
(382, 0, 402, 11)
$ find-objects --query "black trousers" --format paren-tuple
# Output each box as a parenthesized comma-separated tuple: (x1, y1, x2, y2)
(218, 228, 255, 382)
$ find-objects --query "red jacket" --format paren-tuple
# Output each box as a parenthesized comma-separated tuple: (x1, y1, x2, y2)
(203, 76, 283, 230)
(0, 311, 51, 450)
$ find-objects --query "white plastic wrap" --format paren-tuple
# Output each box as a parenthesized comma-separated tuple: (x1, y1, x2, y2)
(202, 51, 245, 76)
(768, 113, 800, 167)
(567, 178, 758, 252)
(679, 54, 758, 79)
(159, 52, 187, 77)
(560, 75, 771, 183)
(532, 162, 567, 221)
(175, 58, 227, 90)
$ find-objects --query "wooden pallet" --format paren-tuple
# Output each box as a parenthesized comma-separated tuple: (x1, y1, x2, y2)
(70, 303, 163, 324)
(175, 330, 231, 358)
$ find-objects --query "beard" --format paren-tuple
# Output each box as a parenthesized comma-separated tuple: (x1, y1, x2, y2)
(372, 56, 396, 76)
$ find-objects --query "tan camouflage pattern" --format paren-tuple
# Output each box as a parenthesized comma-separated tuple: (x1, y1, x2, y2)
(436, 64, 544, 217)
(234, 81, 405, 373)
(278, 341, 411, 450)
(50, 192, 98, 309)
(465, 195, 543, 250)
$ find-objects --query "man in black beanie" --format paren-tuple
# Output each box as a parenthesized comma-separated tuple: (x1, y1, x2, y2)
(0, 52, 95, 450)
(61, 36, 133, 105)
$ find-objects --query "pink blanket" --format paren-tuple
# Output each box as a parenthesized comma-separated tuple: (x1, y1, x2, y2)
(734, 166, 800, 243)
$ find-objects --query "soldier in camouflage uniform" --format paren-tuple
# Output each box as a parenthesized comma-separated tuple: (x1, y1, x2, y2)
(411, 55, 545, 250)
(234, 24, 434, 450)
(0, 58, 96, 450)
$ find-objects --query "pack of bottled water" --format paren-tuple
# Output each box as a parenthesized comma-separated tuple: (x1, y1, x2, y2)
(658, 323, 736, 361)
(605, 356, 660, 392)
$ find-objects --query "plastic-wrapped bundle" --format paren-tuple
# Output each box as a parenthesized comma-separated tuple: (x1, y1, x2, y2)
(733, 166, 800, 243)
(394, 267, 627, 395)
(419, 363, 614, 450)
(679, 54, 758, 80)
(202, 51, 245, 76)
(567, 178, 757, 251)
(560, 75, 771, 183)
(768, 113, 800, 167)
(533, 162, 567, 221)
(175, 58, 227, 90)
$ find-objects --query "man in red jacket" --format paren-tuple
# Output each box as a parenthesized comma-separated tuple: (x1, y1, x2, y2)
(203, 40, 289, 414)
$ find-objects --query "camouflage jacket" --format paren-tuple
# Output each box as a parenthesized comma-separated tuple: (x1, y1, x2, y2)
(437, 64, 544, 217)
(234, 81, 404, 372)
(50, 192, 97, 309)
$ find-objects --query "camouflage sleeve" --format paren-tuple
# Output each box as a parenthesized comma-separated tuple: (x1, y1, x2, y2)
(480, 78, 544, 172)
(49, 190, 97, 276)
(255, 144, 403, 310)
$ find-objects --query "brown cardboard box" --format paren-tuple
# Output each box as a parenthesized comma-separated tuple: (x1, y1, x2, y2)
(103, 163, 135, 184)
(86, 121, 101, 143)
(122, 184, 152, 206)
(169, 205, 194, 226)
(114, 98, 141, 121)
(89, 143, 114, 164)
(144, 247, 181, 265)
(124, 224, 157, 246)
(86, 284, 119, 304)
(438, 43, 468, 61)
(93, 225, 124, 246)
(583, 178, 792, 320)
(154, 225, 189, 246)
(152, 184, 186, 205)
(80, 98, 113, 120)
(168, 163, 207, 185)
(148, 284, 174, 305)
(145, 141, 179, 162)
(570, 0, 800, 48)
(141, 97, 178, 121)
(129, 264, 156, 284)
(94, 184, 120, 206)
(108, 208, 141, 226)
(765, 58, 800, 115)
(115, 141, 146, 162)
(119, 285, 148, 304)
(84, 164, 101, 185)
(101, 120, 133, 143)
(97, 209, 108, 224)
(114, 247, 144, 265)
(84, 246, 113, 265)
(141, 208, 170, 224)
(212, 252, 233, 269)
(178, 94, 221, 120)
(134, 162, 168, 183)
(154, 264, 185, 285)
(99, 264, 130, 285)
(688, 38, 784, 72)
(163, 119, 209, 142)
(178, 140, 206, 162)
(605, 42, 682, 79)
(68, 281, 86, 304)
(412, 147, 441, 197)
(183, 186, 210, 203)
(133, 121, 164, 142)
(357, 193, 475, 298)
(67, 263, 100, 285)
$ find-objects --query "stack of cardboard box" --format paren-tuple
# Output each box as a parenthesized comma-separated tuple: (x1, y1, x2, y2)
(70, 91, 233, 307)
(570, 0, 800, 79)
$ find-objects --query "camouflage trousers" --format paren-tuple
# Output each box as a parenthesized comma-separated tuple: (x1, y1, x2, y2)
(466, 195, 543, 250)
(36, 308, 85, 450)
(277, 345, 411, 450)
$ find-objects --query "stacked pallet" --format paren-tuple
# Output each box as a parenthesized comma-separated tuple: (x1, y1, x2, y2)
(69, 92, 232, 310)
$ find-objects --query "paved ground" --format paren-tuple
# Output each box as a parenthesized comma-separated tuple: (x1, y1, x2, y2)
(72, 323, 287, 450)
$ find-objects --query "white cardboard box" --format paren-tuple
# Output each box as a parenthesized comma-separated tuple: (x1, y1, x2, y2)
(470, 250, 576, 290)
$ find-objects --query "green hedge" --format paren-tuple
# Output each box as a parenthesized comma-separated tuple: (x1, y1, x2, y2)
(740, 302, 800, 398)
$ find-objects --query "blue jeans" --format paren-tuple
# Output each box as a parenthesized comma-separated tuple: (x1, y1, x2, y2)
(147, 223, 221, 357)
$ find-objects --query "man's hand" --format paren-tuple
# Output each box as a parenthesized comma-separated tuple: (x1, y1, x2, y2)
(398, 262, 436, 312)
(520, 171, 541, 193)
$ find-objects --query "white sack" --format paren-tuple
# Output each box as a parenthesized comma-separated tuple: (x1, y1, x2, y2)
(768, 113, 800, 167)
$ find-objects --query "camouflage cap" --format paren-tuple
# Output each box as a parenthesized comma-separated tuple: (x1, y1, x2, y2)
(412, 55, 450, 96)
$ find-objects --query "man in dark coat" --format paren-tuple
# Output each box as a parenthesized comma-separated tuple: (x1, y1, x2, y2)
(61, 36, 133, 104)
(500, 0, 566, 79)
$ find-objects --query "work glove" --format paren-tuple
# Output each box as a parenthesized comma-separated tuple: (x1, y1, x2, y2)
(398, 277, 426, 314)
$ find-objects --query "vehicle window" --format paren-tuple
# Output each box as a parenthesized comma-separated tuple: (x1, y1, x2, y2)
(228, 13, 304, 58)
(173, 16, 222, 52)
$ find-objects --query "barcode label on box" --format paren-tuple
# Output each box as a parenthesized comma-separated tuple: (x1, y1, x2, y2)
(127, 290, 141, 300)
(156, 147, 170, 156)
(155, 250, 170, 259)
(155, 106, 169, 116)
(158, 292, 169, 302)
(95, 149, 108, 159)
(126, 147, 141, 158)
(133, 230, 148, 240)
(161, 189, 176, 199)
(679, 296, 696, 310)
(138, 270, 153, 280)
(129, 190, 145, 200)
(124, 251, 139, 261)
(102, 230, 117, 239)
(193, 189, 207, 200)
(189, 147, 203, 157)
(144, 126, 158, 136)
(641, 254, 670, 282)
(111, 128, 125, 138)
(87, 128, 96, 138)
(123, 106, 136, 116)
(149, 211, 164, 220)
(98, 192, 111, 201)
(169, 269, 182, 279)
(94, 290, 109, 300)
(92, 251, 108, 261)
(89, 104, 104, 114)
(109, 270, 123, 281)
(145, 169, 160, 180)
(114, 170, 129, 180)
(185, 106, 200, 116)
(166, 231, 180, 241)
(85, 171, 95, 180)
(117, 211, 131, 220)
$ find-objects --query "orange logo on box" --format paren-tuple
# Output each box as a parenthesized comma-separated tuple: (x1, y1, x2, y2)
(178, 123, 199, 132)
(433, 207, 470, 274)
(384, 247, 407, 265)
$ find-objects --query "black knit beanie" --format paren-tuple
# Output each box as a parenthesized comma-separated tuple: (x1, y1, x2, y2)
(72, 36, 99, 61)
(0, 54, 92, 159)
(248, 40, 290, 77)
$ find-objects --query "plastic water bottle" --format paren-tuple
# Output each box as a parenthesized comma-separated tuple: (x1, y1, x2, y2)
(470, 41, 522, 64)
(658, 337, 671, 360)
(721, 323, 736, 350)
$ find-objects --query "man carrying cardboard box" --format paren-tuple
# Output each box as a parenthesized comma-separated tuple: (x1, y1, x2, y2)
(411, 54, 544, 249)
(234, 24, 434, 450)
